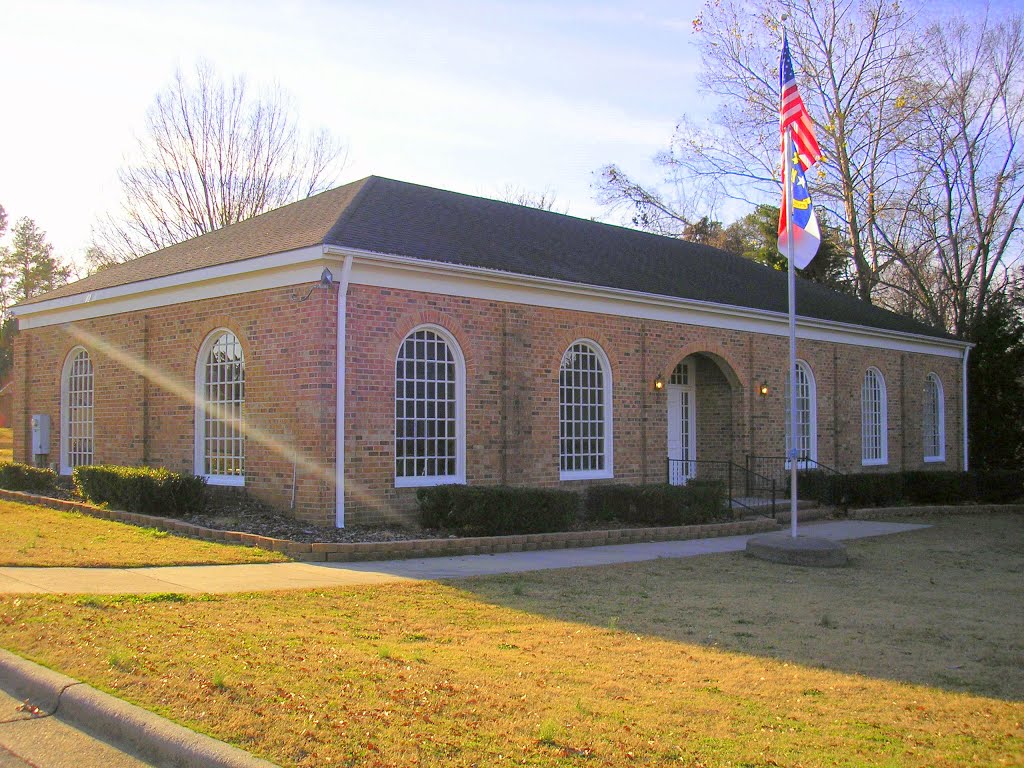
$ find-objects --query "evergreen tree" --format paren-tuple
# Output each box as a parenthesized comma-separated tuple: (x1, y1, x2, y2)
(967, 290, 1024, 470)
(0, 211, 72, 382)
(1, 216, 71, 303)
(720, 204, 854, 295)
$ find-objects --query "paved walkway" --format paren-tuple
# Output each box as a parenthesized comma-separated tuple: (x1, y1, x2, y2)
(0, 520, 928, 595)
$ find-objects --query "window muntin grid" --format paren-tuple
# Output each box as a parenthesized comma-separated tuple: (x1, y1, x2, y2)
(923, 373, 945, 461)
(861, 367, 888, 464)
(198, 331, 245, 482)
(395, 328, 463, 485)
(669, 361, 689, 385)
(559, 341, 612, 479)
(62, 348, 94, 472)
(785, 360, 816, 464)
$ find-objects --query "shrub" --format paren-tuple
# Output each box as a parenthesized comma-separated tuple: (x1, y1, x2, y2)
(797, 468, 1024, 508)
(416, 484, 458, 529)
(0, 462, 58, 494)
(796, 469, 837, 505)
(902, 471, 968, 505)
(972, 469, 1024, 503)
(584, 481, 727, 527)
(73, 465, 207, 517)
(416, 485, 578, 536)
(413, 483, 577, 536)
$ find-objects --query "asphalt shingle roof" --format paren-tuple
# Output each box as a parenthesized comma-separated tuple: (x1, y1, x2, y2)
(23, 176, 953, 341)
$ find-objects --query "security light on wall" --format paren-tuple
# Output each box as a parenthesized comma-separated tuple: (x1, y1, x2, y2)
(654, 375, 664, 391)
(758, 382, 769, 397)
(294, 268, 335, 302)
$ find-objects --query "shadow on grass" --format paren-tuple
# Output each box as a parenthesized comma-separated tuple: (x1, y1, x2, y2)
(452, 514, 1024, 702)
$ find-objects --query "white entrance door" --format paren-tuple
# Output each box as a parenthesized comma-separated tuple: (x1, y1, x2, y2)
(666, 361, 696, 485)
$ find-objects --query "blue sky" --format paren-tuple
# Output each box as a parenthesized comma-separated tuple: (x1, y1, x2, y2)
(0, 0, 1008, 268)
(0, 0, 705, 266)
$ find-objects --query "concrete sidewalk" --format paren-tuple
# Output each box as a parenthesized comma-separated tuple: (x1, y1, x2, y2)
(0, 520, 928, 595)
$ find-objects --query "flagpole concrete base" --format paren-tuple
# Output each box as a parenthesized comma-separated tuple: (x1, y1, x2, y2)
(745, 532, 848, 568)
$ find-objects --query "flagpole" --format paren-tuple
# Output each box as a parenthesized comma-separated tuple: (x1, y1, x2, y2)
(785, 126, 799, 539)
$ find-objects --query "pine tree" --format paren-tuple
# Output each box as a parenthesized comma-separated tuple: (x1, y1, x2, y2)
(1, 216, 71, 304)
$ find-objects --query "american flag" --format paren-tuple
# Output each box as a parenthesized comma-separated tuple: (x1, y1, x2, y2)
(779, 33, 821, 171)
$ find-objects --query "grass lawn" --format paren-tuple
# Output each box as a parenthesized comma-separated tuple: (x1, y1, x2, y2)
(0, 514, 1021, 767)
(0, 500, 286, 566)
(0, 427, 12, 463)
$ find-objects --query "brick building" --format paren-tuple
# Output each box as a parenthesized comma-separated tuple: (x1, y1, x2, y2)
(12, 177, 970, 527)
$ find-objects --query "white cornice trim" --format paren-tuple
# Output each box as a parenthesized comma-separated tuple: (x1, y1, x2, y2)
(14, 241, 969, 359)
(12, 246, 329, 329)
(326, 245, 969, 358)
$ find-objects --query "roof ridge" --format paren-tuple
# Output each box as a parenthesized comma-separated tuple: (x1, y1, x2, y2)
(322, 175, 381, 245)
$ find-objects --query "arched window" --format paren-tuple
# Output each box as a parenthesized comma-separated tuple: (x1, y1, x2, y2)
(60, 347, 94, 474)
(861, 367, 888, 465)
(195, 330, 245, 484)
(786, 360, 817, 465)
(395, 326, 465, 486)
(559, 340, 613, 480)
(923, 373, 945, 462)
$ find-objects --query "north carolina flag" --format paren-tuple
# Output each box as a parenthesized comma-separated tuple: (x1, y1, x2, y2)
(778, 152, 821, 269)
(777, 33, 822, 268)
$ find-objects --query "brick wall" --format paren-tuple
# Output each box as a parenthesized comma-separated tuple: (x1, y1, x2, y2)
(15, 286, 337, 522)
(342, 285, 964, 525)
(14, 280, 965, 528)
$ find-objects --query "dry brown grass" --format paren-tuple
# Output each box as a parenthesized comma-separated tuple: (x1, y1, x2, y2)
(0, 514, 1021, 767)
(0, 428, 12, 464)
(0, 500, 286, 566)
(467, 513, 1024, 701)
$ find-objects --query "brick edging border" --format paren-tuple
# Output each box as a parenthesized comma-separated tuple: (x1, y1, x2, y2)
(0, 488, 779, 562)
(849, 503, 1024, 519)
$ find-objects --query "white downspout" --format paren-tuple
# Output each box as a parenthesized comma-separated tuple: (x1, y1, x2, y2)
(962, 344, 971, 472)
(335, 254, 353, 528)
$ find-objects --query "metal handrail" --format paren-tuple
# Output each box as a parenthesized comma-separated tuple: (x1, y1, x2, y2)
(745, 454, 846, 506)
(666, 458, 778, 517)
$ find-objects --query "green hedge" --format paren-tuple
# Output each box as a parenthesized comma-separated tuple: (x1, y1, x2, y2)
(416, 485, 578, 536)
(73, 465, 207, 517)
(0, 462, 58, 494)
(797, 469, 1024, 507)
(970, 470, 1024, 503)
(584, 480, 727, 526)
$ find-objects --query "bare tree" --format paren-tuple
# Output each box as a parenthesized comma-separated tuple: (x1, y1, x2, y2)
(596, 0, 927, 303)
(882, 16, 1024, 336)
(496, 184, 569, 214)
(93, 61, 347, 267)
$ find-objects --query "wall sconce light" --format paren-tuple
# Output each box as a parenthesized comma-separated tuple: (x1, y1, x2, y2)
(758, 382, 769, 397)
(654, 375, 665, 391)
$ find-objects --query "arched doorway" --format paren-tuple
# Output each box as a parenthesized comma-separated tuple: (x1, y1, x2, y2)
(666, 353, 740, 486)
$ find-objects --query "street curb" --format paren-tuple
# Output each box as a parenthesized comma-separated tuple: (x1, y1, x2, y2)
(0, 648, 279, 768)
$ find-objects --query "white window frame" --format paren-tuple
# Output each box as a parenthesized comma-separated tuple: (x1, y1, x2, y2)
(559, 339, 614, 481)
(194, 329, 246, 486)
(923, 372, 945, 463)
(861, 366, 888, 466)
(785, 359, 818, 467)
(59, 346, 94, 475)
(394, 325, 466, 488)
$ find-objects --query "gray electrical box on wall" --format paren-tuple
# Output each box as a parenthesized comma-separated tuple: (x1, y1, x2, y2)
(31, 414, 50, 462)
